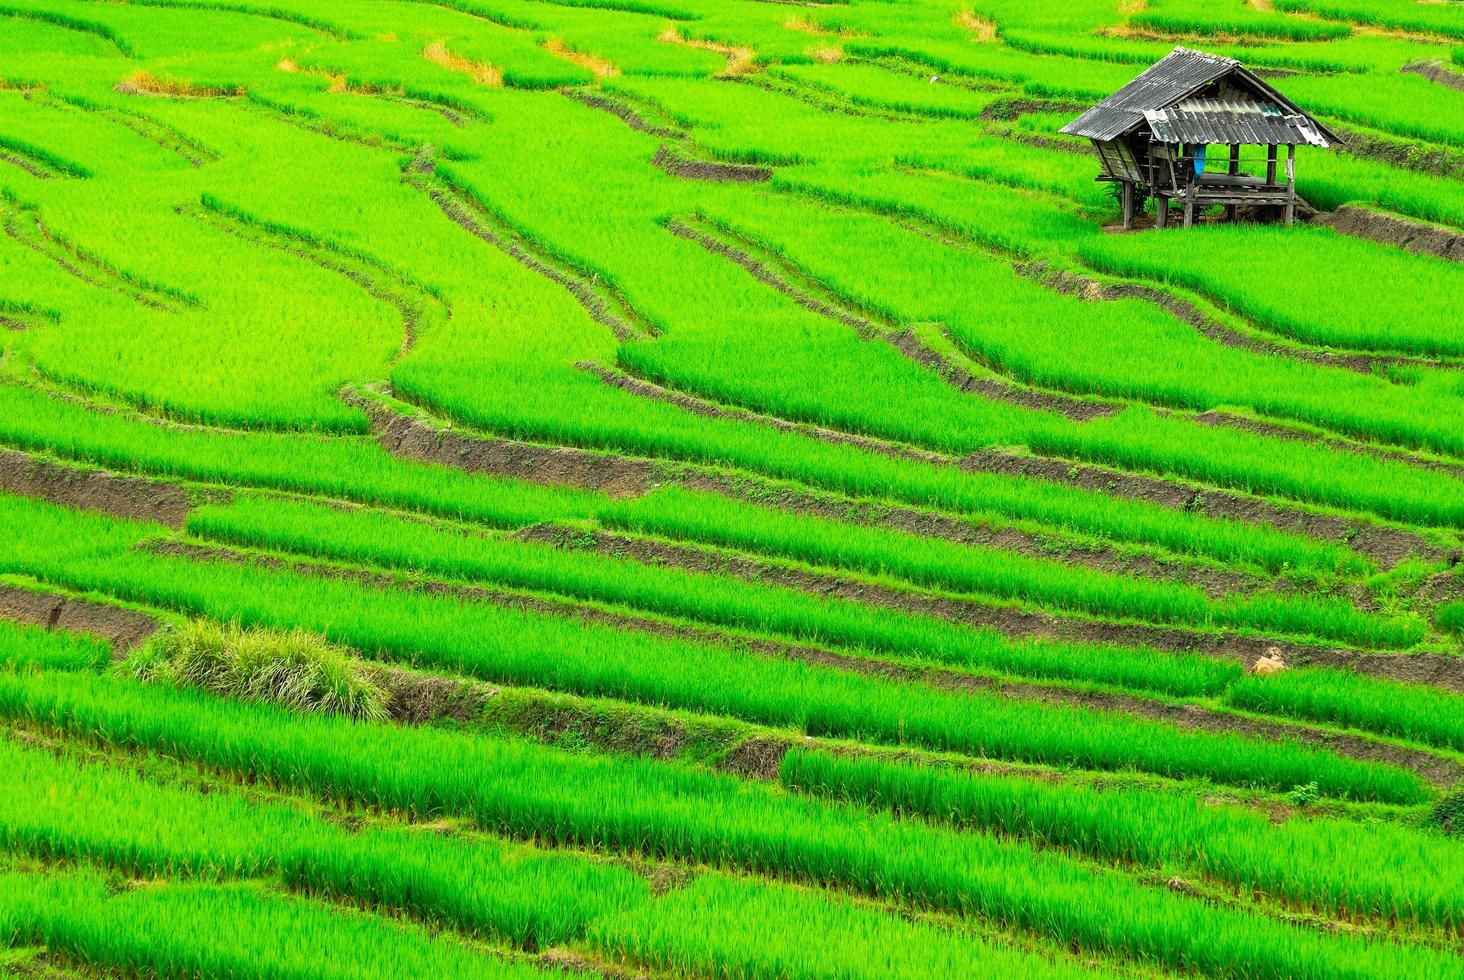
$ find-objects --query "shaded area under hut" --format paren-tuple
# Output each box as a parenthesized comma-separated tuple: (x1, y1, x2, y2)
(1061, 47, 1341, 229)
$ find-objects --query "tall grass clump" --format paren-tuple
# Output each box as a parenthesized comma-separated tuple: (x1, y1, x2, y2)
(129, 619, 388, 721)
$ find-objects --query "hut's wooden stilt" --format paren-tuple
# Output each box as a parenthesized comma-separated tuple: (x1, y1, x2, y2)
(1225, 144, 1240, 222)
(1283, 143, 1296, 225)
(1183, 197, 1195, 228)
(1155, 194, 1168, 228)
(1121, 180, 1135, 230)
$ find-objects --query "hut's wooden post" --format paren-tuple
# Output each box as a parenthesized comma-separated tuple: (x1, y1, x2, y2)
(1121, 180, 1135, 230)
(1155, 193, 1168, 228)
(1284, 143, 1296, 225)
(1226, 143, 1240, 221)
(1266, 144, 1278, 184)
(1183, 197, 1195, 228)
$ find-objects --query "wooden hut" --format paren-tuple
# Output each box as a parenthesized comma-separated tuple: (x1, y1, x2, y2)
(1060, 47, 1340, 229)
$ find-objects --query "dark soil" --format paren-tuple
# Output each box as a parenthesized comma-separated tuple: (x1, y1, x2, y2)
(566, 90, 684, 139)
(0, 582, 160, 653)
(651, 146, 772, 183)
(961, 446, 1447, 570)
(1312, 206, 1464, 264)
(1190, 410, 1464, 478)
(0, 448, 193, 528)
(365, 663, 497, 724)
(680, 471, 1267, 599)
(582, 361, 946, 465)
(140, 540, 1464, 777)
(348, 391, 657, 496)
(1006, 684, 1462, 787)
(520, 524, 1441, 692)
(1401, 59, 1464, 94)
(719, 735, 791, 780)
(1019, 259, 1423, 374)
(667, 216, 1116, 422)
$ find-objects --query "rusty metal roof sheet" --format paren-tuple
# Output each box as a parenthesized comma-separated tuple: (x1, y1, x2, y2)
(1059, 46, 1341, 145)
(1145, 97, 1331, 147)
(1059, 47, 1237, 141)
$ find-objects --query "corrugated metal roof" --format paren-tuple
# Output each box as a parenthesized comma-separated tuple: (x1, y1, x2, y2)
(1059, 47, 1236, 141)
(1058, 46, 1342, 146)
(1145, 97, 1331, 147)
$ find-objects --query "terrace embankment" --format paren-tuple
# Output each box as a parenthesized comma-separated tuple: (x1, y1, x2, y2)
(961, 446, 1447, 570)
(514, 523, 1456, 688)
(1312, 206, 1464, 264)
(348, 389, 657, 495)
(0, 583, 159, 653)
(667, 216, 1118, 421)
(130, 537, 1458, 786)
(1188, 410, 1464, 479)
(0, 448, 193, 528)
(681, 470, 1270, 599)
(1019, 259, 1438, 374)
(651, 146, 772, 182)
(582, 361, 947, 464)
(408, 161, 656, 343)
(566, 90, 685, 139)
(1400, 60, 1464, 95)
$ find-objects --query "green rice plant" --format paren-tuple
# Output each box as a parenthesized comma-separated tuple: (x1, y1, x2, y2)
(1224, 667, 1464, 751)
(0, 864, 557, 980)
(1077, 224, 1464, 361)
(185, 492, 1244, 697)
(591, 873, 1100, 980)
(0, 491, 1425, 799)
(0, 731, 1109, 976)
(0, 617, 110, 672)
(1133, 0, 1351, 41)
(781, 748, 1464, 930)
(1033, 407, 1464, 532)
(0, 734, 645, 949)
(128, 618, 390, 720)
(598, 486, 1413, 649)
(1437, 601, 1464, 637)
(1273, 0, 1464, 41)
(0, 668, 1452, 978)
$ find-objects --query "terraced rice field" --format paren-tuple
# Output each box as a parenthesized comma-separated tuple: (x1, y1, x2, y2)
(1, 0, 1463, 975)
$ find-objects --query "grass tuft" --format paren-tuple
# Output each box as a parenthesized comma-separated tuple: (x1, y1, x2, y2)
(129, 619, 388, 721)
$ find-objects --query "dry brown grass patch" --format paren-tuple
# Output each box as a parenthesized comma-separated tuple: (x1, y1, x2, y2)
(422, 40, 503, 87)
(658, 27, 758, 77)
(810, 46, 842, 64)
(544, 37, 619, 79)
(115, 71, 239, 99)
(954, 9, 998, 41)
(1119, 0, 1149, 13)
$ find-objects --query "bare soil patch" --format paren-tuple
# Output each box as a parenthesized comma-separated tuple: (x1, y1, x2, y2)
(652, 146, 771, 183)
(961, 446, 1446, 569)
(1008, 684, 1462, 787)
(566, 90, 684, 139)
(1190, 410, 1464, 478)
(1401, 59, 1464, 94)
(0, 448, 193, 527)
(364, 663, 497, 724)
(1019, 260, 1426, 374)
(1312, 206, 1464, 264)
(0, 583, 159, 653)
(519, 524, 1428, 691)
(349, 389, 656, 496)
(582, 361, 946, 465)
